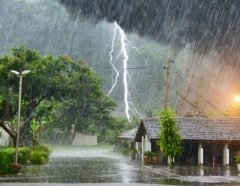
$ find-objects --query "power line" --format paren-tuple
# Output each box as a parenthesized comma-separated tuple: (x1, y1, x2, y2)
(174, 73, 229, 117)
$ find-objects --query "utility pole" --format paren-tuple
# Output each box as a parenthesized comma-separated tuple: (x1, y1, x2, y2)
(180, 72, 193, 115)
(164, 59, 171, 111)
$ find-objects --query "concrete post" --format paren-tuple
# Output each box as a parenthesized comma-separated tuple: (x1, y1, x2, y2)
(135, 142, 138, 149)
(142, 136, 145, 162)
(223, 143, 229, 165)
(199, 166, 204, 176)
(198, 143, 203, 165)
(145, 134, 151, 151)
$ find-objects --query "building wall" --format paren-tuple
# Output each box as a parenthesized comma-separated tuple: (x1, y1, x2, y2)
(71, 133, 97, 146)
(0, 129, 10, 146)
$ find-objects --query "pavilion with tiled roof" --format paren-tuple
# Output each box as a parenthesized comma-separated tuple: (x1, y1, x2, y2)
(134, 117, 240, 165)
(115, 128, 138, 153)
(118, 127, 138, 140)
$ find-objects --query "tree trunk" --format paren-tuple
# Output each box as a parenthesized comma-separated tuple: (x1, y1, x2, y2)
(169, 157, 174, 169)
(12, 135, 17, 147)
(0, 121, 17, 147)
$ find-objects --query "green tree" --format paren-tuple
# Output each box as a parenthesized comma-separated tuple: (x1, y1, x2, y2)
(156, 107, 184, 168)
(105, 117, 129, 144)
(0, 45, 116, 146)
(30, 118, 44, 147)
(52, 94, 116, 144)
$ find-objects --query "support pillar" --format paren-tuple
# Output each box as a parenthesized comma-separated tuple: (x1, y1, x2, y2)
(198, 143, 203, 165)
(135, 142, 139, 149)
(223, 143, 229, 165)
(145, 134, 151, 151)
(141, 136, 145, 162)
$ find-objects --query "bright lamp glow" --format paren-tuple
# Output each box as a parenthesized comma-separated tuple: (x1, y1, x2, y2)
(235, 96, 240, 102)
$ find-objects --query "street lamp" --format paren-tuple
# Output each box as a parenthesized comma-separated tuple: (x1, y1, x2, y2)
(10, 70, 30, 164)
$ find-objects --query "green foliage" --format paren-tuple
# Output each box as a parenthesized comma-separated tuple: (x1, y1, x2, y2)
(144, 150, 153, 157)
(103, 117, 141, 145)
(0, 147, 30, 174)
(130, 148, 138, 156)
(122, 140, 130, 149)
(151, 152, 157, 157)
(121, 148, 128, 155)
(31, 144, 52, 156)
(18, 147, 31, 165)
(30, 144, 52, 165)
(10, 163, 23, 174)
(0, 145, 52, 174)
(0, 148, 15, 174)
(0, 44, 117, 145)
(31, 118, 45, 146)
(104, 117, 131, 144)
(157, 107, 184, 168)
(235, 151, 240, 164)
(30, 150, 48, 165)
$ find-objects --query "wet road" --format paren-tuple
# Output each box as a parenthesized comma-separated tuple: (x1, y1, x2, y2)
(0, 148, 183, 185)
(1, 147, 240, 185)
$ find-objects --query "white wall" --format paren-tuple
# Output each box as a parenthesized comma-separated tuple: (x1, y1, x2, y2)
(0, 129, 10, 146)
(71, 133, 97, 146)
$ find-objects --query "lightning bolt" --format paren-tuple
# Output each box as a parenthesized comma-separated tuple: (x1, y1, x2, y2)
(107, 26, 120, 96)
(108, 22, 142, 121)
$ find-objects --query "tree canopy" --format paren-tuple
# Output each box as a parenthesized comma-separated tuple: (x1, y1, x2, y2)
(0, 45, 116, 145)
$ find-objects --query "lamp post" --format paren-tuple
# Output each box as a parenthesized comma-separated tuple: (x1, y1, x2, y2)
(10, 70, 30, 164)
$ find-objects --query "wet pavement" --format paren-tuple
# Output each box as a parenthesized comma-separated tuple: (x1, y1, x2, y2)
(1, 147, 240, 185)
(144, 164, 240, 185)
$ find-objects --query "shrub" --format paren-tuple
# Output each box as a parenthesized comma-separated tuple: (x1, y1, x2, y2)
(0, 147, 29, 174)
(151, 152, 157, 157)
(235, 151, 240, 164)
(31, 144, 52, 156)
(121, 148, 129, 155)
(131, 148, 138, 156)
(18, 147, 31, 164)
(144, 151, 152, 157)
(0, 148, 15, 174)
(30, 150, 48, 165)
(10, 163, 23, 173)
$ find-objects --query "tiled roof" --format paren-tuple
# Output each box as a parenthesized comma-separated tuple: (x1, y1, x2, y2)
(141, 117, 240, 141)
(118, 127, 138, 139)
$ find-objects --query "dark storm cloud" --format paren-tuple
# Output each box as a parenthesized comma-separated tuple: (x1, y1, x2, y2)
(59, 0, 240, 55)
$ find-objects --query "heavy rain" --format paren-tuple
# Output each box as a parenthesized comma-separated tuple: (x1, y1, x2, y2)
(1, 0, 240, 185)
